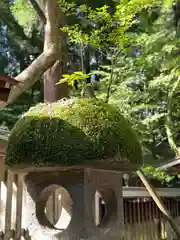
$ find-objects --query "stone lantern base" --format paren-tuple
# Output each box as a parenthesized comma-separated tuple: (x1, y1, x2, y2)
(23, 167, 124, 240)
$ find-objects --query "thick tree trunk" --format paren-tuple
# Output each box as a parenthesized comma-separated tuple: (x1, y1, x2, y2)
(7, 0, 60, 105)
(44, 12, 69, 102)
(44, 61, 68, 102)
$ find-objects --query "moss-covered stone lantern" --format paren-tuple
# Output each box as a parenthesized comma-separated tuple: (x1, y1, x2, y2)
(6, 98, 143, 240)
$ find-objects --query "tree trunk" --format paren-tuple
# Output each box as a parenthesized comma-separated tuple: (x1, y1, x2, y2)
(44, 60, 68, 102)
(7, 0, 60, 105)
(44, 11, 69, 102)
(137, 169, 180, 238)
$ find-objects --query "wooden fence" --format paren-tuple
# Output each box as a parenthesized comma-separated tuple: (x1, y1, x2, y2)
(1, 169, 180, 240)
(0, 170, 30, 240)
(123, 198, 180, 240)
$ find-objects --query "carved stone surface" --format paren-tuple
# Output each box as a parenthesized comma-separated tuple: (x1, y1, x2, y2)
(84, 168, 124, 240)
(23, 168, 124, 240)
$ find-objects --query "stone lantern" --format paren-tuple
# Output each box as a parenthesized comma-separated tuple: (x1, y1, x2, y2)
(0, 75, 19, 108)
(5, 98, 143, 240)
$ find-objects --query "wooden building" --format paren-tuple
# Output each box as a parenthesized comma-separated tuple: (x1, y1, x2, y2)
(0, 75, 19, 108)
(0, 132, 8, 175)
(156, 156, 180, 173)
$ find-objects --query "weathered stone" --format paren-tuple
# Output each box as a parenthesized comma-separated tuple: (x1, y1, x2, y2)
(22, 167, 124, 240)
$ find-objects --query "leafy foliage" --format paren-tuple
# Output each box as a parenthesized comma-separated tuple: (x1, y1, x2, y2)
(10, 0, 38, 37)
(57, 71, 91, 88)
(92, 5, 180, 161)
(142, 165, 180, 188)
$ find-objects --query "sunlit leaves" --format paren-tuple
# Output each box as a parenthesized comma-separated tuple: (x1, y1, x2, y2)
(93, 3, 179, 160)
(61, 25, 89, 51)
(142, 165, 176, 184)
(149, 73, 176, 89)
(10, 0, 38, 37)
(57, 71, 91, 88)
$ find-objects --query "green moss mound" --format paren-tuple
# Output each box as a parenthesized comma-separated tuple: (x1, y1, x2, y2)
(5, 98, 142, 166)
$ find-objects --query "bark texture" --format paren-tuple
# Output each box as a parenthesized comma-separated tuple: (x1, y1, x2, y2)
(44, 60, 69, 102)
(44, 12, 69, 102)
(7, 0, 60, 105)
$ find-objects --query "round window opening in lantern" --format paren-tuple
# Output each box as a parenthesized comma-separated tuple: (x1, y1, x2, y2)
(36, 185, 73, 231)
(93, 188, 117, 229)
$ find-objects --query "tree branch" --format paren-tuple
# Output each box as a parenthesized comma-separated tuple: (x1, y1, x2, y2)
(165, 77, 180, 156)
(105, 51, 119, 103)
(7, 0, 60, 105)
(29, 0, 46, 24)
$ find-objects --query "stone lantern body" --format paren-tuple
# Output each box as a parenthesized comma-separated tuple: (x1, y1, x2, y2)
(5, 98, 142, 240)
(18, 165, 130, 240)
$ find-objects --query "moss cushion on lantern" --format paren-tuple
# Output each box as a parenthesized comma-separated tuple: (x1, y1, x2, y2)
(5, 98, 142, 167)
